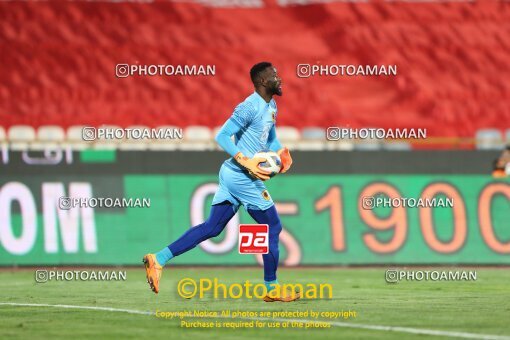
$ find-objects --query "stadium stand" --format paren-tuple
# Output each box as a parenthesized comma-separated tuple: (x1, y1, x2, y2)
(146, 125, 182, 150)
(7, 125, 36, 151)
(0, 127, 6, 144)
(382, 141, 412, 151)
(1, 0, 509, 140)
(298, 127, 326, 150)
(118, 125, 151, 150)
(65, 125, 89, 150)
(475, 128, 504, 150)
(182, 125, 214, 150)
(0, 124, 508, 150)
(275, 127, 300, 150)
(33, 125, 65, 150)
(93, 125, 122, 150)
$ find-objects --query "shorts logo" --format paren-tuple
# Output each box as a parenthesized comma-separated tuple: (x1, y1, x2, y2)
(262, 190, 271, 201)
(239, 224, 269, 254)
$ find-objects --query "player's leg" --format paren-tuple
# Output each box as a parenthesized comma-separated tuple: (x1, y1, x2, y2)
(247, 205, 299, 302)
(143, 165, 239, 293)
(246, 205, 282, 289)
(167, 201, 236, 257)
(143, 202, 236, 293)
(223, 171, 299, 302)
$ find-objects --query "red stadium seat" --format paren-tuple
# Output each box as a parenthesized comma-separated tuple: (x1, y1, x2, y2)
(0, 0, 509, 142)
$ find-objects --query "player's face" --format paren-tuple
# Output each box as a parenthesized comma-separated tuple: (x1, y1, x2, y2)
(496, 150, 510, 168)
(263, 67, 282, 96)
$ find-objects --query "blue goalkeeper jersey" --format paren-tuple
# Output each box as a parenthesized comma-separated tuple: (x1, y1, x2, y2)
(224, 92, 278, 171)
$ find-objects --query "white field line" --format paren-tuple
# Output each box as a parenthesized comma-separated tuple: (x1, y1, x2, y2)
(1, 302, 509, 340)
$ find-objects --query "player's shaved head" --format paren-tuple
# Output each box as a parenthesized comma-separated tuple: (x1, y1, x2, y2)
(250, 62, 282, 100)
(250, 62, 273, 85)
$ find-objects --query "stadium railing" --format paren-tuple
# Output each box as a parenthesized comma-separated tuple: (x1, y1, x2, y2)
(1, 125, 509, 151)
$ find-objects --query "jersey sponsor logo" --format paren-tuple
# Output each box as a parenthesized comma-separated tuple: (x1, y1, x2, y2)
(262, 190, 271, 200)
(238, 224, 269, 254)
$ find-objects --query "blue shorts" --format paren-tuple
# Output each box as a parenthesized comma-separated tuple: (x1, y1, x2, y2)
(212, 162, 274, 212)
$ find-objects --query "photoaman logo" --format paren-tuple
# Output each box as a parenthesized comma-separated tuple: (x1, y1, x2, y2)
(176, 278, 333, 300)
(238, 224, 268, 254)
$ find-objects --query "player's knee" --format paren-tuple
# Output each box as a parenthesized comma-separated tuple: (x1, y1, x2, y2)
(204, 220, 227, 238)
(270, 217, 282, 236)
(198, 220, 215, 236)
(272, 224, 282, 240)
(209, 225, 225, 238)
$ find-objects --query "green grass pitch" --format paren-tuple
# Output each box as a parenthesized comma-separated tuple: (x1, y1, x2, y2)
(0, 267, 509, 339)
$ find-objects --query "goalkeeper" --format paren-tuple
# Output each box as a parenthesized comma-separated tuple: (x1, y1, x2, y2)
(143, 62, 297, 302)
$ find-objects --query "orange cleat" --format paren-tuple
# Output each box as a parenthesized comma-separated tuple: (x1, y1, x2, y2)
(263, 285, 301, 302)
(143, 254, 162, 294)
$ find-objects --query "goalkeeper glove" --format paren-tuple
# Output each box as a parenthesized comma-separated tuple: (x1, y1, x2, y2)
(278, 147, 293, 173)
(234, 152, 271, 181)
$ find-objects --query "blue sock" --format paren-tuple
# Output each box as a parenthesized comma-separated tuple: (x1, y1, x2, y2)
(155, 247, 173, 266)
(265, 280, 279, 292)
